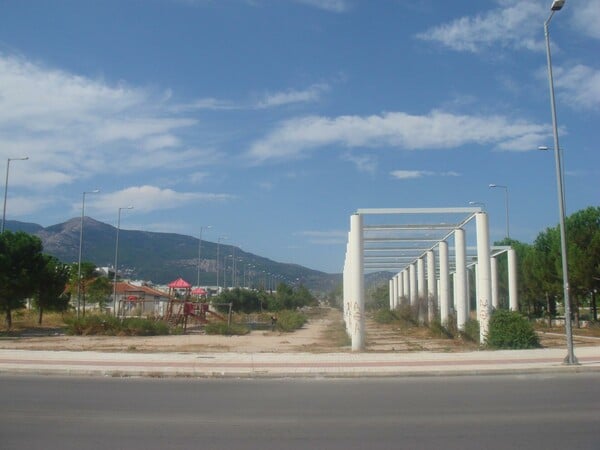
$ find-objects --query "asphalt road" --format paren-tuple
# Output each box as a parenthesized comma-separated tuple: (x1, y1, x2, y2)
(1, 374, 599, 450)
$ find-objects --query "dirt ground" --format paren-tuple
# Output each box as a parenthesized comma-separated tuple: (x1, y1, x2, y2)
(1, 307, 599, 353)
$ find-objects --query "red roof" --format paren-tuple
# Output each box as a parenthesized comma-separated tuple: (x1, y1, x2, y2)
(168, 277, 192, 289)
(192, 287, 207, 295)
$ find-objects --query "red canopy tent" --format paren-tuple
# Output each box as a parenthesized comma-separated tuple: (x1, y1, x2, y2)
(191, 287, 207, 298)
(168, 278, 192, 289)
(168, 277, 192, 298)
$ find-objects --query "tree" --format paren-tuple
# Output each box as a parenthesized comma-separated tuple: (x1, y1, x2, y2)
(67, 262, 98, 316)
(34, 255, 70, 324)
(87, 277, 113, 310)
(0, 231, 44, 328)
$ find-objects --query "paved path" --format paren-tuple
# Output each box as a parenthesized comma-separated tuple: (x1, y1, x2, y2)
(1, 346, 600, 378)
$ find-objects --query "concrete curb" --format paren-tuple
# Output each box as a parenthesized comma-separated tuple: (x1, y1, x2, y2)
(1, 347, 600, 379)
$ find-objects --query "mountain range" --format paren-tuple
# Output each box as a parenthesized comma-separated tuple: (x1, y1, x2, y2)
(5, 217, 343, 293)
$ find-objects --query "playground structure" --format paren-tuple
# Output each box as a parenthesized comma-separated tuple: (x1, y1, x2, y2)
(164, 299, 232, 332)
(115, 278, 231, 332)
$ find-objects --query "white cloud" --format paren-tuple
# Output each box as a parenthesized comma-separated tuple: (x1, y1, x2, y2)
(177, 83, 329, 112)
(292, 0, 350, 13)
(256, 83, 329, 108)
(341, 152, 377, 174)
(246, 110, 550, 163)
(88, 185, 235, 215)
(0, 53, 203, 188)
(571, 0, 600, 39)
(416, 0, 545, 53)
(552, 64, 600, 110)
(390, 170, 461, 180)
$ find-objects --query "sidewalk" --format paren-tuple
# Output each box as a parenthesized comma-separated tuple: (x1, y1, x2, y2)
(1, 346, 600, 378)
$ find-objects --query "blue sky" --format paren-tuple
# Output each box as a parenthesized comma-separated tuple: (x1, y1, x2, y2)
(0, 0, 598, 274)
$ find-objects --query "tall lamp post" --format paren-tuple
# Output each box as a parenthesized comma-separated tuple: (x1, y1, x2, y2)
(197, 226, 212, 289)
(216, 236, 227, 292)
(489, 184, 510, 239)
(2, 156, 29, 233)
(113, 206, 134, 316)
(544, 0, 577, 364)
(77, 189, 100, 318)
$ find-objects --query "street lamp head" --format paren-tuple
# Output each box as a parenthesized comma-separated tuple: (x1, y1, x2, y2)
(488, 184, 497, 188)
(551, 0, 565, 11)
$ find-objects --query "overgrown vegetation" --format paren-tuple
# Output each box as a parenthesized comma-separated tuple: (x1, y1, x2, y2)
(204, 322, 250, 336)
(486, 310, 540, 349)
(64, 314, 170, 336)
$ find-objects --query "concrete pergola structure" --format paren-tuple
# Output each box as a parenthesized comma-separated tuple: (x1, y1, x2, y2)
(343, 207, 518, 352)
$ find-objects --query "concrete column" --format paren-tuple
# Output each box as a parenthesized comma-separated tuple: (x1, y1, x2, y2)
(491, 257, 499, 309)
(473, 265, 479, 318)
(397, 273, 404, 308)
(439, 241, 450, 325)
(389, 279, 394, 311)
(402, 270, 409, 304)
(409, 263, 417, 307)
(417, 257, 426, 323)
(508, 248, 519, 311)
(426, 250, 437, 323)
(392, 275, 399, 309)
(349, 214, 364, 351)
(476, 212, 492, 344)
(344, 238, 351, 334)
(452, 272, 457, 311)
(455, 228, 467, 331)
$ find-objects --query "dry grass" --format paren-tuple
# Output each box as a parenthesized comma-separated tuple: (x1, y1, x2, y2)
(1, 310, 68, 334)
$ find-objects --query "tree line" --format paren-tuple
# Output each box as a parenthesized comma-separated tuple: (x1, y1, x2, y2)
(0, 231, 111, 328)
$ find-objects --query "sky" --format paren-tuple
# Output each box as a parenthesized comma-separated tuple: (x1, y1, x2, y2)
(0, 0, 598, 274)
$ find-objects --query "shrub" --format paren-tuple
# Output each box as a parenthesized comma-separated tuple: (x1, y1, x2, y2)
(429, 319, 454, 339)
(486, 310, 540, 349)
(64, 314, 170, 336)
(275, 310, 308, 332)
(373, 309, 399, 324)
(462, 319, 480, 343)
(204, 322, 250, 335)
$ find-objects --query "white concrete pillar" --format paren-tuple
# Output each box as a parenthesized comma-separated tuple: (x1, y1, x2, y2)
(439, 241, 450, 325)
(455, 228, 467, 331)
(426, 250, 437, 323)
(392, 275, 399, 309)
(476, 212, 492, 344)
(397, 273, 404, 308)
(452, 272, 457, 312)
(389, 279, 394, 311)
(409, 263, 417, 307)
(349, 214, 365, 351)
(474, 265, 479, 318)
(491, 257, 499, 309)
(402, 270, 409, 304)
(508, 248, 519, 311)
(417, 257, 426, 323)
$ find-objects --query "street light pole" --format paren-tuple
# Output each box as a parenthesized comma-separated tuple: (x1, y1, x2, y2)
(2, 156, 29, 233)
(77, 189, 100, 318)
(197, 226, 212, 289)
(216, 236, 227, 292)
(488, 184, 510, 239)
(544, 0, 577, 364)
(113, 206, 134, 317)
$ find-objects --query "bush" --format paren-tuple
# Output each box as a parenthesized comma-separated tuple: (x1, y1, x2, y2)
(275, 310, 308, 332)
(429, 319, 454, 339)
(204, 322, 250, 335)
(462, 319, 480, 343)
(373, 309, 399, 324)
(486, 310, 540, 349)
(64, 314, 171, 336)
